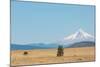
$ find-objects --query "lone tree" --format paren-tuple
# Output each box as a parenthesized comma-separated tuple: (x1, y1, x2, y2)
(57, 45, 64, 57)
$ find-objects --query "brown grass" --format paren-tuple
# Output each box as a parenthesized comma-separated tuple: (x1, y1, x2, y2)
(11, 47, 95, 66)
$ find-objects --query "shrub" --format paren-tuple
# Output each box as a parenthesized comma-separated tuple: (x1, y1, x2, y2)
(23, 51, 28, 55)
(57, 45, 64, 57)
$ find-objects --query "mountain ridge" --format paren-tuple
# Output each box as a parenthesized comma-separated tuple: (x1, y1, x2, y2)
(11, 41, 95, 50)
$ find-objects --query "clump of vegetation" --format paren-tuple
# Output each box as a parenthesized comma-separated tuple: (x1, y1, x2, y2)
(57, 45, 64, 57)
(78, 58, 82, 60)
(23, 51, 28, 55)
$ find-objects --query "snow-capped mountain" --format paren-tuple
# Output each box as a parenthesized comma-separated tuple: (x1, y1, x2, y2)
(62, 29, 95, 45)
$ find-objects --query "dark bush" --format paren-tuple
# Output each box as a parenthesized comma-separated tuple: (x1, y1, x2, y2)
(57, 45, 64, 57)
(23, 51, 28, 55)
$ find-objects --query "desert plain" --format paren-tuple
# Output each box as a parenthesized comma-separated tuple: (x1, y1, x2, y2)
(11, 47, 95, 66)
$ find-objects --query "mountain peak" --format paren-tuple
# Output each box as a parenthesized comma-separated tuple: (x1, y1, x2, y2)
(64, 29, 94, 41)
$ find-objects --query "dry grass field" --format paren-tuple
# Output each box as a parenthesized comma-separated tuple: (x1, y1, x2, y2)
(11, 47, 95, 66)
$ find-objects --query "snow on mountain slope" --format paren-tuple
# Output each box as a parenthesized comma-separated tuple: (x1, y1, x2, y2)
(62, 29, 95, 45)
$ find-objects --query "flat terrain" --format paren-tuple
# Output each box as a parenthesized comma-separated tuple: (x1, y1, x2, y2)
(11, 47, 95, 66)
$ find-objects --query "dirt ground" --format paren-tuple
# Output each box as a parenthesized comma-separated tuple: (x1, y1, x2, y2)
(11, 47, 95, 66)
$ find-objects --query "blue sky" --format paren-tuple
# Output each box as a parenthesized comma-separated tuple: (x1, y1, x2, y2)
(11, 1, 95, 44)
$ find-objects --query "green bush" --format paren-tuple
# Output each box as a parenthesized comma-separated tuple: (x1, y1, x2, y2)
(57, 45, 64, 57)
